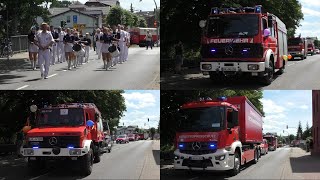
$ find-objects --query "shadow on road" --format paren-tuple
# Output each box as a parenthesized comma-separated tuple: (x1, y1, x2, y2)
(0, 74, 26, 84)
(152, 150, 160, 165)
(0, 59, 30, 74)
(290, 154, 320, 173)
(0, 155, 33, 180)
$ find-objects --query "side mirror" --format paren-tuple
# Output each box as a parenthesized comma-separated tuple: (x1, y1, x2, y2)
(86, 120, 94, 127)
(199, 20, 207, 28)
(30, 105, 37, 113)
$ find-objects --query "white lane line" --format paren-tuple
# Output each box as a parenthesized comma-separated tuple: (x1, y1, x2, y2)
(16, 85, 29, 90)
(47, 73, 58, 78)
(63, 70, 67, 72)
(29, 172, 50, 180)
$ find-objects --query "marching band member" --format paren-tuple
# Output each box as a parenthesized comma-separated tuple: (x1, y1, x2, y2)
(57, 27, 65, 63)
(119, 25, 126, 64)
(100, 28, 118, 70)
(63, 28, 75, 70)
(34, 23, 55, 79)
(50, 26, 59, 65)
(124, 26, 130, 62)
(83, 33, 92, 63)
(28, 27, 39, 70)
(95, 29, 103, 60)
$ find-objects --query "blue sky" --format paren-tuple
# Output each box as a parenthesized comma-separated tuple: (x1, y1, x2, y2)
(77, 0, 159, 11)
(295, 0, 320, 38)
(262, 90, 312, 137)
(119, 90, 159, 129)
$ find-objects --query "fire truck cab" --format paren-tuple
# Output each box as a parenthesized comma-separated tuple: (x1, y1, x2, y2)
(199, 5, 288, 85)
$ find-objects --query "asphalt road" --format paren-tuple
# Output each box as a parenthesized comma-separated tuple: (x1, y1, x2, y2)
(161, 146, 292, 180)
(0, 140, 159, 180)
(161, 54, 320, 90)
(0, 46, 160, 90)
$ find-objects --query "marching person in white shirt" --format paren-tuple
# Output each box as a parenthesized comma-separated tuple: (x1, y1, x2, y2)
(118, 25, 126, 64)
(57, 27, 65, 63)
(34, 23, 55, 79)
(50, 26, 59, 65)
(95, 28, 103, 60)
(124, 26, 130, 62)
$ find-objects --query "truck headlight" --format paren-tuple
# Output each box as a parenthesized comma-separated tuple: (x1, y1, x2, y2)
(69, 149, 81, 155)
(24, 149, 34, 155)
(202, 64, 212, 70)
(28, 137, 43, 141)
(174, 155, 180, 160)
(248, 64, 259, 70)
(215, 155, 225, 161)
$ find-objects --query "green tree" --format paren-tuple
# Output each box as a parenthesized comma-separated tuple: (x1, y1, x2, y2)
(289, 134, 295, 143)
(0, 91, 126, 143)
(296, 121, 303, 140)
(132, 14, 139, 27)
(302, 122, 311, 140)
(123, 10, 134, 27)
(106, 6, 124, 26)
(150, 127, 156, 140)
(161, 90, 264, 147)
(50, 0, 71, 8)
(130, 3, 134, 13)
(138, 17, 147, 27)
(314, 40, 320, 48)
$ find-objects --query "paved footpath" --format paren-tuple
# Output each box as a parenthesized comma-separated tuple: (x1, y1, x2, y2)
(140, 140, 160, 179)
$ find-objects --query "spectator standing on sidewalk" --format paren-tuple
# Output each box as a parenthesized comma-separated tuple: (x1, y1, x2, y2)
(34, 23, 55, 79)
(145, 30, 153, 50)
(28, 27, 38, 70)
(174, 41, 183, 74)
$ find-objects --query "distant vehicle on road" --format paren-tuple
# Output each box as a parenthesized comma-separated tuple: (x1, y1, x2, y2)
(288, 37, 307, 60)
(260, 139, 269, 155)
(116, 135, 129, 144)
(306, 38, 315, 56)
(128, 134, 135, 141)
(264, 133, 278, 151)
(130, 27, 158, 47)
(315, 49, 320, 54)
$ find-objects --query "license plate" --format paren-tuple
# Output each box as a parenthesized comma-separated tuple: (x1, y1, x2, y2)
(223, 67, 236, 71)
(191, 156, 203, 160)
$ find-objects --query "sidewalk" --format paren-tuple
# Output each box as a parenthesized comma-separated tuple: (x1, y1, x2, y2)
(140, 140, 160, 179)
(282, 147, 320, 179)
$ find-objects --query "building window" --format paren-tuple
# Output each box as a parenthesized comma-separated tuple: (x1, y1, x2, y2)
(67, 16, 70, 23)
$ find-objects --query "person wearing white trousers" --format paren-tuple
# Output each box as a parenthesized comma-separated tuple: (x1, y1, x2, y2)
(50, 26, 59, 65)
(124, 27, 130, 62)
(95, 29, 103, 60)
(57, 27, 65, 63)
(83, 33, 92, 63)
(118, 26, 126, 64)
(111, 26, 119, 66)
(35, 23, 55, 79)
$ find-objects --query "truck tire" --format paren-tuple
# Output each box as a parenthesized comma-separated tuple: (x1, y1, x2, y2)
(94, 147, 101, 163)
(81, 147, 93, 176)
(253, 149, 259, 164)
(278, 60, 285, 75)
(229, 152, 240, 176)
(261, 60, 274, 85)
(304, 55, 307, 59)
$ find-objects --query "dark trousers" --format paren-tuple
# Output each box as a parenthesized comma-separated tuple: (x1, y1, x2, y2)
(146, 41, 152, 50)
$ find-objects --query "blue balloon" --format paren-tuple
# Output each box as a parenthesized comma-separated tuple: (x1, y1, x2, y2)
(86, 120, 94, 127)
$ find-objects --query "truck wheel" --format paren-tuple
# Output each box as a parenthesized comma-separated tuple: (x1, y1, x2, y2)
(253, 149, 259, 164)
(81, 147, 93, 176)
(261, 61, 274, 85)
(229, 152, 240, 176)
(278, 60, 285, 75)
(108, 148, 111, 153)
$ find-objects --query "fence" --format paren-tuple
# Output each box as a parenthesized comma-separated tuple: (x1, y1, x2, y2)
(11, 35, 28, 53)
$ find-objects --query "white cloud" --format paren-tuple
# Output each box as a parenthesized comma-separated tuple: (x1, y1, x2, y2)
(120, 110, 159, 128)
(300, 0, 320, 7)
(123, 92, 156, 109)
(260, 99, 286, 114)
(299, 105, 308, 110)
(301, 7, 320, 17)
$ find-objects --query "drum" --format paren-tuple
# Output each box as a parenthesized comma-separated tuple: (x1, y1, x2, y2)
(108, 45, 116, 53)
(72, 43, 82, 52)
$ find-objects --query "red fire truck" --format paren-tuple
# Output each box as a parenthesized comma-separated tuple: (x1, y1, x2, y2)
(199, 5, 289, 85)
(174, 96, 263, 175)
(288, 37, 307, 60)
(306, 38, 315, 56)
(20, 103, 108, 175)
(130, 27, 158, 47)
(263, 133, 278, 151)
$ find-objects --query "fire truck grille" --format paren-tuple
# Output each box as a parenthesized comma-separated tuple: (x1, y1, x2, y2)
(179, 142, 217, 155)
(201, 43, 263, 59)
(28, 136, 80, 148)
(182, 159, 213, 168)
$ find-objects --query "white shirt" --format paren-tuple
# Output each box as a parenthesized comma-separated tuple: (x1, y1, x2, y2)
(35, 31, 54, 48)
(120, 30, 126, 42)
(96, 32, 103, 41)
(126, 31, 130, 43)
(58, 31, 65, 41)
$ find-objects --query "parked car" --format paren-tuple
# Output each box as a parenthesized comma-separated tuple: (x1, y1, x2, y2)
(261, 139, 269, 155)
(128, 134, 135, 141)
(116, 135, 129, 144)
(103, 133, 113, 153)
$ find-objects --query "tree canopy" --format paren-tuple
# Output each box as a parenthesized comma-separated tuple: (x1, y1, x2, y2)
(0, 91, 126, 144)
(160, 90, 264, 147)
(161, 0, 304, 58)
(50, 0, 71, 8)
(106, 6, 147, 27)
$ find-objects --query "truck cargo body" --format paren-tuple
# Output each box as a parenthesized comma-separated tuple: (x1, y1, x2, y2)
(173, 96, 263, 175)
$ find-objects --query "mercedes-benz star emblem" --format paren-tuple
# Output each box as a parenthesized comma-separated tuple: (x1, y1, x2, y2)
(192, 142, 201, 150)
(225, 45, 234, 55)
(49, 137, 58, 145)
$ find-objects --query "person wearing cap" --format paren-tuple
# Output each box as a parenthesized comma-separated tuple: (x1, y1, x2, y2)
(34, 23, 55, 79)
(57, 27, 65, 63)
(83, 33, 92, 63)
(28, 27, 39, 70)
(50, 26, 59, 65)
(95, 28, 103, 60)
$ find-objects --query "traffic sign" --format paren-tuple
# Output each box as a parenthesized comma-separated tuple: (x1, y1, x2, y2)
(73, 15, 77, 23)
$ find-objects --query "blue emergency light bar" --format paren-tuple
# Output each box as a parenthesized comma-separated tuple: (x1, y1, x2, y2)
(217, 96, 227, 101)
(211, 5, 263, 15)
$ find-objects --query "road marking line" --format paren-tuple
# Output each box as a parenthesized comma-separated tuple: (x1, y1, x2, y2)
(29, 172, 50, 180)
(16, 85, 29, 90)
(188, 177, 199, 180)
(47, 73, 58, 78)
(63, 70, 67, 72)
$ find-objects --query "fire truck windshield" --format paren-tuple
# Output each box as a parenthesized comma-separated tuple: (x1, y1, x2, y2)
(206, 14, 259, 38)
(177, 106, 225, 132)
(38, 108, 85, 127)
(288, 38, 302, 46)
